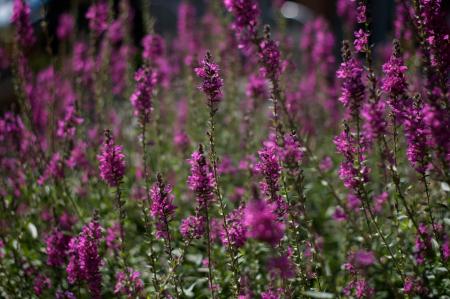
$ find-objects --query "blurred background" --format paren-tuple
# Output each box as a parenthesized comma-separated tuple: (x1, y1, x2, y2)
(0, 0, 449, 112)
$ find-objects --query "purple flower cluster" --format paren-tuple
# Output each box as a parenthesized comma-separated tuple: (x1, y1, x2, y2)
(106, 222, 121, 251)
(67, 219, 103, 298)
(343, 250, 375, 298)
(244, 199, 285, 246)
(418, 0, 449, 92)
(130, 67, 156, 123)
(85, 1, 109, 34)
(150, 175, 177, 239)
(336, 43, 365, 116)
(98, 131, 126, 187)
(195, 52, 224, 105)
(142, 34, 165, 61)
(114, 268, 144, 297)
(57, 13, 75, 40)
(282, 133, 304, 166)
(56, 106, 83, 140)
(72, 42, 95, 84)
(11, 0, 35, 47)
(176, 2, 198, 65)
(337, 0, 357, 29)
(187, 146, 215, 209)
(180, 215, 205, 239)
(361, 100, 387, 146)
(348, 250, 376, 268)
(267, 254, 295, 279)
(422, 104, 450, 164)
(38, 153, 65, 185)
(356, 2, 367, 24)
(259, 36, 282, 80)
(46, 229, 71, 267)
(256, 141, 286, 216)
(354, 29, 369, 53)
(33, 274, 51, 296)
(334, 130, 369, 192)
(414, 223, 433, 265)
(224, 0, 259, 51)
(403, 102, 429, 174)
(246, 74, 268, 100)
(381, 44, 409, 117)
(403, 276, 427, 295)
(221, 207, 247, 248)
(107, 20, 124, 44)
(300, 17, 336, 74)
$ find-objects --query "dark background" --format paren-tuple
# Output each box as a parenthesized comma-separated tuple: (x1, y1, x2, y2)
(1, 0, 449, 112)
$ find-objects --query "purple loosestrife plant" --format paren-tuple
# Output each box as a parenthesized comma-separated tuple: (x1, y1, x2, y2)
(224, 0, 260, 53)
(114, 268, 144, 298)
(336, 42, 365, 117)
(180, 215, 205, 239)
(244, 197, 285, 246)
(11, 0, 35, 47)
(150, 174, 177, 239)
(67, 216, 103, 298)
(130, 67, 156, 125)
(187, 145, 217, 296)
(220, 207, 247, 248)
(98, 130, 126, 188)
(187, 146, 216, 210)
(45, 229, 71, 267)
(195, 52, 224, 107)
(3, 2, 450, 298)
(381, 41, 409, 119)
(196, 52, 242, 294)
(142, 34, 165, 62)
(258, 29, 282, 82)
(256, 140, 286, 217)
(57, 13, 75, 41)
(85, 1, 109, 35)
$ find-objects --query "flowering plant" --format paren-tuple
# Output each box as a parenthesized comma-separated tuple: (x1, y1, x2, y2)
(0, 0, 449, 298)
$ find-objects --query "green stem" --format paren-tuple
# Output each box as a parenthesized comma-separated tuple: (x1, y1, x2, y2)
(207, 108, 241, 295)
(141, 121, 161, 295)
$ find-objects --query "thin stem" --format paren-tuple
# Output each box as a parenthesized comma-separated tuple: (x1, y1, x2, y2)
(421, 172, 439, 242)
(163, 216, 181, 298)
(360, 194, 405, 279)
(204, 203, 216, 299)
(141, 121, 161, 295)
(207, 107, 240, 294)
(159, 239, 193, 290)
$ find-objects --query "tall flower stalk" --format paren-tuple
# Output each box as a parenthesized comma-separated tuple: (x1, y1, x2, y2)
(97, 130, 129, 271)
(187, 145, 217, 298)
(150, 174, 181, 297)
(336, 41, 404, 278)
(195, 52, 241, 295)
(130, 66, 161, 293)
(381, 40, 421, 231)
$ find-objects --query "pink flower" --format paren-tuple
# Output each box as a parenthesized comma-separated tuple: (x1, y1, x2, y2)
(150, 175, 177, 239)
(98, 130, 126, 187)
(244, 199, 285, 246)
(11, 0, 35, 47)
(67, 218, 103, 298)
(180, 215, 205, 239)
(130, 67, 156, 124)
(57, 13, 74, 40)
(354, 29, 369, 53)
(114, 268, 144, 297)
(86, 1, 109, 34)
(195, 52, 224, 105)
(187, 146, 215, 209)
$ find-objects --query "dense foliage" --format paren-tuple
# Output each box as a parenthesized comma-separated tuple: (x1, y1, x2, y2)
(0, 0, 449, 298)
